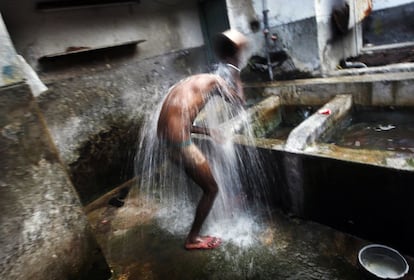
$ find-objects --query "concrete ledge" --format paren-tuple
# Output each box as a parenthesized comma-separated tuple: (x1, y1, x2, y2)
(285, 94, 352, 152)
(246, 72, 414, 106)
(243, 95, 282, 138)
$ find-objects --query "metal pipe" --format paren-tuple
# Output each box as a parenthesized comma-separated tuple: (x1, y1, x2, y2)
(262, 0, 274, 81)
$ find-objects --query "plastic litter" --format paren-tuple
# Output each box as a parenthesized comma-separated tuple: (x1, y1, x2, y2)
(318, 108, 331, 115)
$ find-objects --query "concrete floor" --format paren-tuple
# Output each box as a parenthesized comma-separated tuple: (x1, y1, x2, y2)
(86, 186, 414, 280)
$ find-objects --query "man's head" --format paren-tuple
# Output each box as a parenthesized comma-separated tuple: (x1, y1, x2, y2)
(214, 29, 248, 62)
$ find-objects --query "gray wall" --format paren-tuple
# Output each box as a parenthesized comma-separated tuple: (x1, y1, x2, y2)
(0, 82, 110, 279)
(0, 0, 204, 70)
(226, 0, 412, 76)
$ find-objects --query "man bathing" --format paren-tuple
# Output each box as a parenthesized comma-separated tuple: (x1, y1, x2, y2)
(156, 30, 248, 250)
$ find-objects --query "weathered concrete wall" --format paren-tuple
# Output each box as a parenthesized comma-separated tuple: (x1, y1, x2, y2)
(282, 149, 414, 256)
(0, 0, 203, 70)
(0, 82, 110, 279)
(226, 0, 321, 75)
(228, 0, 413, 78)
(1, 14, 109, 279)
(315, 0, 360, 74)
(226, 0, 362, 77)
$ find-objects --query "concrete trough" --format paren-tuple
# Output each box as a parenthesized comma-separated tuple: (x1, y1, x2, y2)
(230, 73, 414, 256)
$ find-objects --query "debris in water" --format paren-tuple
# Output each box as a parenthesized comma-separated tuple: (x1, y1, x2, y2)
(374, 124, 396, 132)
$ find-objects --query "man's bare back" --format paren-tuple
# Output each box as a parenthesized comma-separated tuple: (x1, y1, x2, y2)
(157, 73, 232, 144)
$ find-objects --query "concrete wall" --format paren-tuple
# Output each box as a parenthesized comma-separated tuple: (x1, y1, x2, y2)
(315, 0, 361, 73)
(0, 0, 203, 70)
(226, 0, 364, 77)
(3, 0, 410, 79)
(0, 83, 110, 279)
(0, 13, 111, 279)
(226, 0, 320, 74)
(227, 0, 413, 77)
(226, 0, 316, 46)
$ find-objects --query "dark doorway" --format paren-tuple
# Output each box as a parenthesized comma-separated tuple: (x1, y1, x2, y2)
(199, 0, 230, 66)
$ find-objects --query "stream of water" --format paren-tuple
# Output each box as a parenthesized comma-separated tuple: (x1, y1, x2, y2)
(134, 65, 271, 248)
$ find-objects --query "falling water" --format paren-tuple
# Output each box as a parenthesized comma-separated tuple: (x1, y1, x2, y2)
(134, 64, 272, 248)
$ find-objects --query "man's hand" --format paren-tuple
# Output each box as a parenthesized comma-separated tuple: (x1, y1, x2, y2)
(191, 126, 229, 144)
(209, 128, 228, 144)
(191, 126, 209, 135)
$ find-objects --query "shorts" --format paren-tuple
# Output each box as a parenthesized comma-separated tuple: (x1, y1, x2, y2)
(166, 139, 207, 166)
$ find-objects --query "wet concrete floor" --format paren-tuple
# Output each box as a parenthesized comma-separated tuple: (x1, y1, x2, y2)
(86, 185, 414, 280)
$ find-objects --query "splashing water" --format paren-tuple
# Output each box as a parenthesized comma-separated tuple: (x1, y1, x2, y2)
(134, 64, 271, 248)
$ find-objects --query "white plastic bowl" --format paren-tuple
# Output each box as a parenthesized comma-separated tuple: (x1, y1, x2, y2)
(358, 244, 409, 279)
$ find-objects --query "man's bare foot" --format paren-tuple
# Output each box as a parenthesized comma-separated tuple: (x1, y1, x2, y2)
(185, 236, 222, 250)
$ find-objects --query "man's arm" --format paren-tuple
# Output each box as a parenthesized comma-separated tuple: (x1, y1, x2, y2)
(191, 125, 210, 136)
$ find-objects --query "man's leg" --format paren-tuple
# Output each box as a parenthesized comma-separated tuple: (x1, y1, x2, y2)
(181, 145, 219, 245)
(184, 160, 218, 243)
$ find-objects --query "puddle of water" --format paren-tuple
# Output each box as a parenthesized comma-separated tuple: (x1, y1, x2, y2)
(330, 107, 414, 153)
